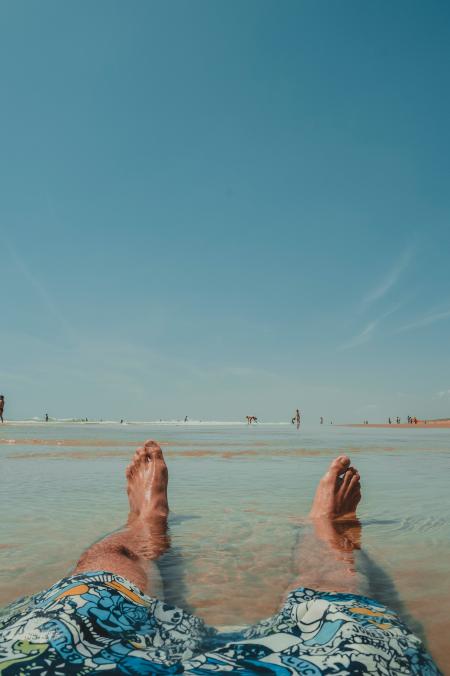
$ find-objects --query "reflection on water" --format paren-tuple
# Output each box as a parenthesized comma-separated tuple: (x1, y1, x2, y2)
(0, 423, 449, 671)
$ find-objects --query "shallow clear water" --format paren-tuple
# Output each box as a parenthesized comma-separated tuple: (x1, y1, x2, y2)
(1, 423, 449, 671)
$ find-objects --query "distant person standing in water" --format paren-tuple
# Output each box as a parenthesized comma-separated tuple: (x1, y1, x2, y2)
(0, 395, 4, 423)
(295, 409, 301, 429)
(320, 416, 323, 424)
(45, 413, 49, 422)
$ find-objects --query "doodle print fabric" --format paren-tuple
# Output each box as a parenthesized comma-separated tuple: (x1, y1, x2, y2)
(0, 571, 441, 674)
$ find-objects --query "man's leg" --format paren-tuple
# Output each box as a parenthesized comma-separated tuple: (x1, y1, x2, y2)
(74, 440, 170, 594)
(290, 455, 369, 594)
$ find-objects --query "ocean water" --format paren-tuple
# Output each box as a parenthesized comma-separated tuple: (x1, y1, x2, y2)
(1, 422, 449, 671)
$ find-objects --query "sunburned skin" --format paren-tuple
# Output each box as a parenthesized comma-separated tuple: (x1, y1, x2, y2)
(309, 454, 361, 521)
(291, 455, 365, 595)
(74, 441, 170, 592)
(126, 440, 169, 525)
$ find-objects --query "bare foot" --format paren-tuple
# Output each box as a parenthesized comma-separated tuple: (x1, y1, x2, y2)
(126, 440, 169, 525)
(309, 455, 361, 521)
(286, 457, 363, 595)
(311, 517, 362, 553)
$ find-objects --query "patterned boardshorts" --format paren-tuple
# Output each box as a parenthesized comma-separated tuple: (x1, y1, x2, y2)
(0, 571, 441, 675)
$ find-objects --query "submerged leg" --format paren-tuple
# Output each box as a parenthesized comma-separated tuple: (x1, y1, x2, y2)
(290, 455, 369, 594)
(74, 440, 170, 594)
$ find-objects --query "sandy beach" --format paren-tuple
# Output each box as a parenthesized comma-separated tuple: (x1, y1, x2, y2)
(341, 419, 450, 429)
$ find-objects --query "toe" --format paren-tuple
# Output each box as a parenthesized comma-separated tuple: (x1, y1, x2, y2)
(144, 440, 164, 459)
(127, 446, 147, 476)
(137, 446, 150, 463)
(339, 467, 354, 493)
(328, 455, 350, 479)
(144, 439, 160, 449)
(345, 472, 360, 498)
(131, 446, 145, 462)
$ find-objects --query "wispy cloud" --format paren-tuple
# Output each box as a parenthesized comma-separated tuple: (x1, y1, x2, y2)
(344, 248, 413, 350)
(395, 308, 450, 334)
(339, 320, 379, 350)
(339, 305, 400, 351)
(362, 247, 413, 306)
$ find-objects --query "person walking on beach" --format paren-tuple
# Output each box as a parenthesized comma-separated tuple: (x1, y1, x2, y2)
(0, 440, 440, 674)
(0, 395, 4, 423)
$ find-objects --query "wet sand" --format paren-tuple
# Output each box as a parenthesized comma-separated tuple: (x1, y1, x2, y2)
(0, 438, 278, 448)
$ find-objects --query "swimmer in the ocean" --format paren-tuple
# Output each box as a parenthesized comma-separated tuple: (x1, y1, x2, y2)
(0, 441, 440, 674)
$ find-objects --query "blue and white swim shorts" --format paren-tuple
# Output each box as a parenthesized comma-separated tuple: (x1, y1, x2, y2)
(0, 571, 441, 674)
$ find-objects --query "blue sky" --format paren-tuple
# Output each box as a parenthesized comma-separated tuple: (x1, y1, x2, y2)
(1, 0, 450, 422)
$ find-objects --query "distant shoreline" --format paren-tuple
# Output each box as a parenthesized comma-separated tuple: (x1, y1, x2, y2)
(340, 420, 450, 429)
(2, 418, 450, 429)
(0, 419, 291, 427)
